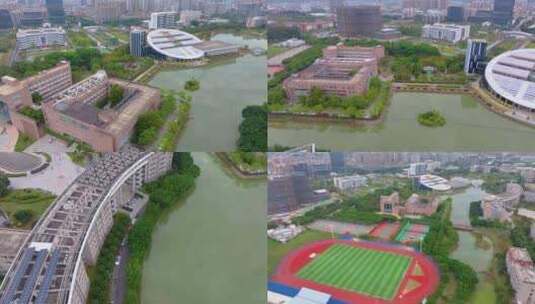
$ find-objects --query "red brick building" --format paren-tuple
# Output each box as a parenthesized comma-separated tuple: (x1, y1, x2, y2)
(282, 45, 384, 102)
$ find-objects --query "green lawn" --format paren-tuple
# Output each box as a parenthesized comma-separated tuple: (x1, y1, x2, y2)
(14, 133, 35, 152)
(297, 244, 412, 300)
(68, 30, 96, 48)
(267, 45, 288, 58)
(0, 189, 56, 229)
(268, 230, 334, 275)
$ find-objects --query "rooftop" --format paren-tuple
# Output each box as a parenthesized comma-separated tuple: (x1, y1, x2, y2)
(419, 174, 452, 191)
(0, 229, 29, 257)
(485, 49, 535, 110)
(146, 29, 204, 60)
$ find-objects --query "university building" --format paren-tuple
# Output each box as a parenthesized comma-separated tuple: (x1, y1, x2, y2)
(0, 63, 160, 152)
(282, 45, 385, 102)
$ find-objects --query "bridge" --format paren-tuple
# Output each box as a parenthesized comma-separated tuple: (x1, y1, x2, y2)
(0, 148, 172, 304)
(453, 224, 473, 232)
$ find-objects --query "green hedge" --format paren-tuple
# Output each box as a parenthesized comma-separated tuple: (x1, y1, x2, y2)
(124, 153, 200, 304)
(88, 213, 131, 304)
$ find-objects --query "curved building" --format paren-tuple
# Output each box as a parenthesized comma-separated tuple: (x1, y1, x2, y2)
(336, 5, 383, 37)
(0, 149, 172, 304)
(419, 174, 452, 191)
(146, 29, 204, 60)
(485, 49, 535, 112)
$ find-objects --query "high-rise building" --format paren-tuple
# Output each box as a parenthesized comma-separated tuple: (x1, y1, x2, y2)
(329, 0, 343, 13)
(464, 39, 487, 74)
(129, 28, 147, 57)
(336, 5, 383, 37)
(46, 0, 65, 24)
(493, 0, 515, 26)
(19, 8, 46, 27)
(408, 162, 427, 177)
(447, 6, 465, 22)
(402, 0, 449, 10)
(149, 11, 176, 29)
(330, 152, 346, 173)
(0, 9, 13, 29)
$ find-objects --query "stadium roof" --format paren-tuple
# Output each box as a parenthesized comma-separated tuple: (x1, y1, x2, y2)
(485, 49, 535, 110)
(419, 174, 451, 191)
(146, 29, 204, 60)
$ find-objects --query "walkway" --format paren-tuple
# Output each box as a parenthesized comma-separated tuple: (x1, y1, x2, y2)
(0, 124, 18, 152)
(9, 152, 83, 195)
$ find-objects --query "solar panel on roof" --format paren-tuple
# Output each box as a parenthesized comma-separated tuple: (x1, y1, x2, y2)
(35, 250, 61, 304)
(19, 249, 48, 304)
(0, 248, 35, 304)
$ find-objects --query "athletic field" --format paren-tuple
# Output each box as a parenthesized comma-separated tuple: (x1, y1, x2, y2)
(296, 243, 412, 300)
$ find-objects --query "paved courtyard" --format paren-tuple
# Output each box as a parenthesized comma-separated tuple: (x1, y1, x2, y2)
(9, 152, 84, 195)
(24, 135, 73, 154)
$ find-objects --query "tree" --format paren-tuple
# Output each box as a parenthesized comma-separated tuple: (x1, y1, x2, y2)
(172, 153, 200, 177)
(19, 106, 45, 124)
(31, 92, 43, 105)
(238, 105, 267, 152)
(108, 84, 124, 107)
(184, 79, 200, 92)
(14, 209, 32, 225)
(0, 173, 9, 196)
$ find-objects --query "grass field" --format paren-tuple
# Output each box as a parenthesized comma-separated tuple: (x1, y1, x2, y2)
(269, 230, 335, 275)
(0, 189, 56, 229)
(267, 45, 288, 58)
(297, 244, 412, 300)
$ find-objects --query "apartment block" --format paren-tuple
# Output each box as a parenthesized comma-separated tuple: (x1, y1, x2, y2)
(16, 26, 66, 50)
(422, 23, 470, 43)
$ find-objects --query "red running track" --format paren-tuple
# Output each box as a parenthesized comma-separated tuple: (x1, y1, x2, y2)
(272, 239, 440, 304)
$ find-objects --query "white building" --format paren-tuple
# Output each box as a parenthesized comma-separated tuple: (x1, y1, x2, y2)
(149, 11, 177, 29)
(333, 174, 367, 192)
(422, 23, 470, 43)
(16, 27, 66, 50)
(506, 247, 535, 304)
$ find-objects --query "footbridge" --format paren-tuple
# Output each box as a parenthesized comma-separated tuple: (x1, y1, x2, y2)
(0, 148, 172, 304)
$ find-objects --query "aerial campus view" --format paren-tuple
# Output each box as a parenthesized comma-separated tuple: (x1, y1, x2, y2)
(267, 0, 535, 151)
(0, 150, 267, 304)
(0, 2, 267, 154)
(4, 0, 535, 303)
(267, 151, 535, 304)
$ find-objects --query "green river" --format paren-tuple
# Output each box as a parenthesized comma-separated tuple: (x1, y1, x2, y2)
(447, 186, 496, 304)
(149, 33, 267, 151)
(140, 153, 266, 303)
(269, 93, 535, 151)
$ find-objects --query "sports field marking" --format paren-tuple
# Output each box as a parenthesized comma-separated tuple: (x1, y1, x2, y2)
(297, 244, 412, 300)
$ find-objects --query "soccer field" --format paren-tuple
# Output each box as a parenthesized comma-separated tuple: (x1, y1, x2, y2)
(297, 244, 412, 300)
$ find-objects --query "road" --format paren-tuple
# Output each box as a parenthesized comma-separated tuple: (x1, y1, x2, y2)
(111, 239, 128, 304)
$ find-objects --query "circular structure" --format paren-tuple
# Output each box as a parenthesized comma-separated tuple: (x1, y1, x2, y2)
(419, 174, 452, 191)
(0, 152, 43, 174)
(146, 29, 204, 60)
(272, 239, 440, 304)
(485, 49, 535, 112)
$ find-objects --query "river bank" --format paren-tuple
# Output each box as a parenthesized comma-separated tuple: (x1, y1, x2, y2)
(148, 33, 266, 151)
(268, 91, 535, 151)
(214, 152, 267, 180)
(140, 153, 266, 303)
